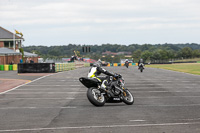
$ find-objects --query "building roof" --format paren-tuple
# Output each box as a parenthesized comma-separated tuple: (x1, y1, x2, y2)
(0, 26, 23, 39)
(24, 51, 38, 57)
(0, 47, 21, 55)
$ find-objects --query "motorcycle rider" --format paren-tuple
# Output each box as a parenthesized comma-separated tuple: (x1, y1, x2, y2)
(125, 59, 129, 67)
(138, 58, 144, 68)
(88, 59, 116, 91)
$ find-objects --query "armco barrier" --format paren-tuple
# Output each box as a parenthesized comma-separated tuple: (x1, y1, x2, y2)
(18, 63, 55, 73)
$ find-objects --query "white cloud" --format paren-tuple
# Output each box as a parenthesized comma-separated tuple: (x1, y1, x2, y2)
(1, 0, 200, 45)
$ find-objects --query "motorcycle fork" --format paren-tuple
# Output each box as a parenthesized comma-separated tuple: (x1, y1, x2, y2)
(122, 87, 127, 96)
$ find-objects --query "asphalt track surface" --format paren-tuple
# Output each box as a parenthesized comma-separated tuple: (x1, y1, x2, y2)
(0, 66, 200, 133)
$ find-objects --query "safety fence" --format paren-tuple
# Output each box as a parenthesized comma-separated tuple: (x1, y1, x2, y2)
(55, 63, 75, 72)
(55, 62, 90, 72)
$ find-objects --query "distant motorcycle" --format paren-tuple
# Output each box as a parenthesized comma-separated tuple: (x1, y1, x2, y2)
(138, 63, 144, 72)
(79, 74, 134, 106)
(125, 61, 129, 68)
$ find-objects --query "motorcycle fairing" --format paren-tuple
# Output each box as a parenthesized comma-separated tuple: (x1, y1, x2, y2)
(79, 77, 100, 88)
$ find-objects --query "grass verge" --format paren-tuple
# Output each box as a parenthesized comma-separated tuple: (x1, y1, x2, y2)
(146, 63, 200, 75)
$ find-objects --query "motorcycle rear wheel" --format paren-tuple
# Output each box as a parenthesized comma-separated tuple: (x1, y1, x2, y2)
(87, 87, 105, 106)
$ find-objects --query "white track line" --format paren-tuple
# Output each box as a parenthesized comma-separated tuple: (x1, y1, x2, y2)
(135, 104, 200, 107)
(0, 98, 75, 100)
(1, 96, 200, 101)
(16, 88, 82, 90)
(0, 73, 57, 95)
(0, 122, 199, 132)
(132, 91, 200, 92)
(26, 85, 81, 86)
(136, 96, 200, 98)
(129, 120, 146, 122)
(129, 118, 200, 122)
(0, 106, 76, 110)
(6, 92, 85, 94)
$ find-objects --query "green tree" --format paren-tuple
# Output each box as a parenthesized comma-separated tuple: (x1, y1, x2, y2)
(132, 50, 142, 61)
(192, 49, 200, 58)
(158, 49, 168, 60)
(180, 47, 193, 59)
(48, 49, 60, 56)
(141, 50, 152, 62)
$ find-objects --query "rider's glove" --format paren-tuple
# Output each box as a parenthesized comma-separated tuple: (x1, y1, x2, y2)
(114, 73, 118, 78)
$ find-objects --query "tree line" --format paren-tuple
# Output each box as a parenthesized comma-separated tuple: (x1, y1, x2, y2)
(23, 43, 200, 63)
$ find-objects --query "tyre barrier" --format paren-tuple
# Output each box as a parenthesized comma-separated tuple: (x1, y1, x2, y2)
(0, 65, 4, 71)
(4, 65, 9, 71)
(89, 63, 136, 67)
(107, 63, 136, 67)
(0, 64, 18, 71)
(13, 64, 18, 71)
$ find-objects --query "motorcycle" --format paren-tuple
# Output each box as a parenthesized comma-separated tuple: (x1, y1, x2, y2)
(79, 74, 134, 106)
(138, 63, 144, 72)
(125, 61, 129, 68)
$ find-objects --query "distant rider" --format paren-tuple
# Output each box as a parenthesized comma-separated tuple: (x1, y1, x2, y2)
(138, 58, 144, 68)
(88, 59, 116, 91)
(125, 59, 129, 67)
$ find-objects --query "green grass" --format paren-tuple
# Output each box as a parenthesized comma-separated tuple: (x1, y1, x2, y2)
(174, 58, 200, 62)
(146, 63, 200, 75)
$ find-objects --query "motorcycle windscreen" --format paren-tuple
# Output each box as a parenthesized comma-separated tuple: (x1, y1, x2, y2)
(79, 77, 99, 88)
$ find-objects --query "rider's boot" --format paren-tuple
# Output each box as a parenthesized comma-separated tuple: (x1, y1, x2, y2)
(100, 80, 112, 97)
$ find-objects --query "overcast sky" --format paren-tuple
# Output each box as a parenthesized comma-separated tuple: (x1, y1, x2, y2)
(1, 0, 200, 46)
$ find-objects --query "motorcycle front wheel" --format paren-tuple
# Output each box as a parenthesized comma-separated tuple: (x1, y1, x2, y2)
(87, 87, 105, 107)
(122, 89, 134, 105)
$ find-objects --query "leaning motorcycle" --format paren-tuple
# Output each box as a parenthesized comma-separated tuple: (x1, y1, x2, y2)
(138, 63, 144, 72)
(79, 74, 134, 106)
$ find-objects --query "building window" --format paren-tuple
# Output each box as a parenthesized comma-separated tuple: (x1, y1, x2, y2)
(4, 41, 14, 48)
